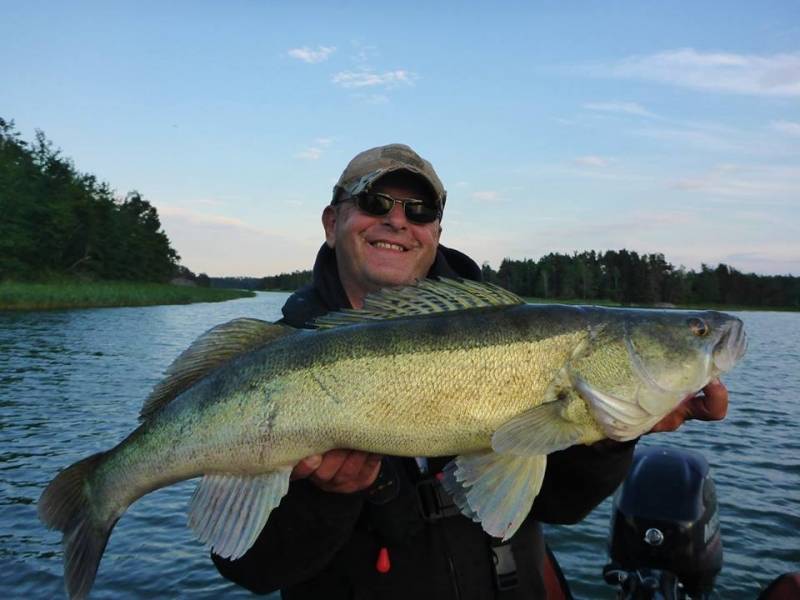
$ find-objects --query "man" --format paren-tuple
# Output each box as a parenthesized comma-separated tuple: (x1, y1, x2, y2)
(213, 144, 729, 599)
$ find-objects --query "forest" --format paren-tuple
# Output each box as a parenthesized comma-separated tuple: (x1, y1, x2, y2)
(4, 117, 797, 308)
(261, 251, 800, 309)
(0, 118, 179, 282)
(483, 251, 799, 307)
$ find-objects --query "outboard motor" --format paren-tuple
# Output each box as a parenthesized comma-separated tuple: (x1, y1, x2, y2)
(603, 446, 722, 600)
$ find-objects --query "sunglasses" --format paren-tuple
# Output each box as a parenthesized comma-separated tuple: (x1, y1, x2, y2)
(339, 191, 441, 224)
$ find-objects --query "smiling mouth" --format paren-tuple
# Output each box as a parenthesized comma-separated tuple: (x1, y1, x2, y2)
(371, 241, 407, 252)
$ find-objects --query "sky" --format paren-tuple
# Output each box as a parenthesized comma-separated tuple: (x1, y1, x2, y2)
(2, 1, 799, 276)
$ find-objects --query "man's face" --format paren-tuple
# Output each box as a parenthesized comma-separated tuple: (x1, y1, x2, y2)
(322, 173, 442, 307)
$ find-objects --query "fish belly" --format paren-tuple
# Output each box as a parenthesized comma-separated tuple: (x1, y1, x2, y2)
(269, 332, 584, 459)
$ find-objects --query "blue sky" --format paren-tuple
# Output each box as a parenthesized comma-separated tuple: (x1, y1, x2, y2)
(3, 2, 799, 276)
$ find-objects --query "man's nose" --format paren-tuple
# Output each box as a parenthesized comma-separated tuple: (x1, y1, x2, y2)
(383, 202, 408, 228)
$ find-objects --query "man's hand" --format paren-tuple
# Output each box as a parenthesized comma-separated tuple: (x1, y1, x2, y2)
(649, 378, 729, 434)
(291, 450, 382, 493)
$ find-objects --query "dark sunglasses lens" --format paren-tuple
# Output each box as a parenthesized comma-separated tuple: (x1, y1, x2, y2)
(355, 193, 439, 223)
(404, 201, 438, 223)
(357, 193, 393, 216)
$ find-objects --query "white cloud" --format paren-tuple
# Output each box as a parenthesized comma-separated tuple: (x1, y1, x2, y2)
(504, 208, 800, 275)
(156, 205, 317, 276)
(573, 155, 612, 168)
(669, 164, 800, 199)
(295, 137, 333, 160)
(771, 120, 800, 136)
(583, 101, 655, 118)
(296, 148, 323, 160)
(188, 197, 225, 207)
(596, 49, 800, 97)
(159, 205, 262, 231)
(287, 46, 336, 64)
(349, 41, 379, 65)
(332, 69, 416, 89)
(471, 190, 503, 203)
(630, 125, 742, 152)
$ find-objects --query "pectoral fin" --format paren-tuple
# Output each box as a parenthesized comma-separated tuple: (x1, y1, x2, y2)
(441, 451, 546, 540)
(188, 469, 291, 559)
(492, 400, 586, 456)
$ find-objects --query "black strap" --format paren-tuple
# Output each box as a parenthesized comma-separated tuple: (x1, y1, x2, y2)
(415, 476, 462, 522)
(414, 473, 522, 594)
(364, 458, 401, 506)
(490, 538, 520, 592)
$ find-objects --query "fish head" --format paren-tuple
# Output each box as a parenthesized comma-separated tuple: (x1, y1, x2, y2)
(569, 308, 746, 440)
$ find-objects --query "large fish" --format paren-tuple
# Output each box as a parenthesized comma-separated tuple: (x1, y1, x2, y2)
(39, 279, 746, 599)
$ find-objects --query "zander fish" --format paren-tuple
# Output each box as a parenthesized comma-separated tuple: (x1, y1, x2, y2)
(39, 279, 746, 599)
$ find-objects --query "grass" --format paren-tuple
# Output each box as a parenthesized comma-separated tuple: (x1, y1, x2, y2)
(0, 281, 255, 311)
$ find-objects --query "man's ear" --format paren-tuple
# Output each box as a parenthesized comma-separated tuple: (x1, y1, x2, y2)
(322, 205, 337, 248)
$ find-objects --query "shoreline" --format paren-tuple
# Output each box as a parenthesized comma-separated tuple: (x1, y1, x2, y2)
(0, 281, 255, 311)
(523, 296, 799, 312)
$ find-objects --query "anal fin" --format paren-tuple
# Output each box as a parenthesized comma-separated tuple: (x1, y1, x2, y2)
(188, 469, 291, 560)
(441, 451, 546, 540)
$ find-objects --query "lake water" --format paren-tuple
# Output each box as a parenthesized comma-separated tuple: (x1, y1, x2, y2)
(1, 293, 797, 599)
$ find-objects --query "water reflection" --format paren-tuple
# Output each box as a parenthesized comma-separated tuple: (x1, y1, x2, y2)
(1, 297, 798, 599)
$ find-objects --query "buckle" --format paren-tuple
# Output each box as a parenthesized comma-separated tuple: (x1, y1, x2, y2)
(491, 540, 519, 590)
(364, 459, 400, 506)
(415, 477, 461, 522)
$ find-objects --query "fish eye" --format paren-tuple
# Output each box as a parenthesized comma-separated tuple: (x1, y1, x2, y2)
(688, 317, 709, 337)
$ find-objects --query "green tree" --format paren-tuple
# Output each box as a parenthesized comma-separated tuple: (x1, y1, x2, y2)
(0, 118, 181, 282)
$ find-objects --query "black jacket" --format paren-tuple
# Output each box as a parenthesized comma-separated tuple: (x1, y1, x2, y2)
(212, 244, 636, 599)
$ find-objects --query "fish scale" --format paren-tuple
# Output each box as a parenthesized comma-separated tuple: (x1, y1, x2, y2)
(38, 279, 746, 599)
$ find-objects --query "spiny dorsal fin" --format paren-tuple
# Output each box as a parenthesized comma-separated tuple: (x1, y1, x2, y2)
(313, 278, 524, 329)
(140, 318, 297, 421)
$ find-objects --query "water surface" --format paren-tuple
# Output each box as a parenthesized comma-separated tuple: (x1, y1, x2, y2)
(1, 295, 797, 598)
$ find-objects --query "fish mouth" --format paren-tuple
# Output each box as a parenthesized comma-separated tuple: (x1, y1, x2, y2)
(713, 317, 746, 374)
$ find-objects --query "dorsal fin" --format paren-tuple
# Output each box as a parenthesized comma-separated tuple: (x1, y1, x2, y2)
(140, 318, 297, 421)
(313, 278, 524, 329)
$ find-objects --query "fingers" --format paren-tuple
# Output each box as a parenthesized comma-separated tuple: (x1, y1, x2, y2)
(648, 404, 688, 434)
(647, 379, 730, 435)
(291, 450, 383, 493)
(691, 378, 729, 422)
(291, 454, 323, 480)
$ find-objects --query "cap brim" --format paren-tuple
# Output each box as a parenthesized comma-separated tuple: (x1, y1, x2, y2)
(343, 165, 439, 201)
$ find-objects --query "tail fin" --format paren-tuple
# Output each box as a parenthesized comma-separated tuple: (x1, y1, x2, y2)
(39, 453, 116, 600)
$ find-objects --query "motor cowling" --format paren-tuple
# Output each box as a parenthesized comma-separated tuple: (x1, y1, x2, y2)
(607, 446, 723, 597)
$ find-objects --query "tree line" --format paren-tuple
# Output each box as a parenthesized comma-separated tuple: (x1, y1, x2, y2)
(260, 270, 316, 291)
(8, 117, 795, 306)
(483, 250, 799, 308)
(209, 276, 263, 290)
(260, 250, 800, 308)
(1, 118, 180, 282)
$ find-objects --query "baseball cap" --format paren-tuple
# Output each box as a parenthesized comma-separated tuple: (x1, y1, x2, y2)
(332, 144, 447, 210)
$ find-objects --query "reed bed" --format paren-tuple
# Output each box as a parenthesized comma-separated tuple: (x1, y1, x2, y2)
(0, 281, 254, 311)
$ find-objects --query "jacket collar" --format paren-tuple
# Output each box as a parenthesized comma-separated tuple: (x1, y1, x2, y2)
(281, 243, 481, 327)
(312, 243, 481, 311)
